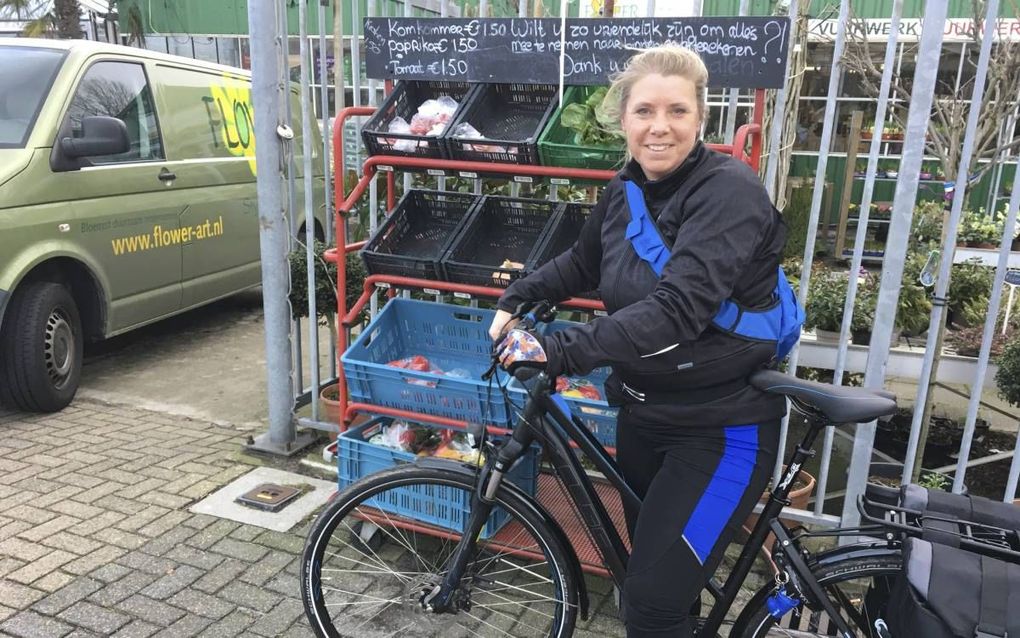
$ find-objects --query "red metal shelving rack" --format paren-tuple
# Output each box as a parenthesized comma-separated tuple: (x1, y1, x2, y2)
(323, 90, 765, 575)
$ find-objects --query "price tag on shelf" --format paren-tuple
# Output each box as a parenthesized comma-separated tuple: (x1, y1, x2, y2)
(377, 165, 394, 172)
(423, 288, 441, 295)
(453, 291, 472, 299)
(375, 282, 391, 289)
(594, 309, 608, 317)
(458, 171, 478, 179)
(550, 178, 570, 186)
(427, 169, 445, 177)
(513, 175, 534, 184)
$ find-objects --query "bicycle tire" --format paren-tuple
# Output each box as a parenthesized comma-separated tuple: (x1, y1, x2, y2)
(301, 464, 579, 638)
(730, 553, 902, 638)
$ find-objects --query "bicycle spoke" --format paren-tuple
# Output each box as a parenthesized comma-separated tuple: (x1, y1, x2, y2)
(351, 505, 441, 575)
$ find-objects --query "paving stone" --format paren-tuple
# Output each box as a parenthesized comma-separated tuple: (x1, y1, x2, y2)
(197, 609, 258, 638)
(264, 572, 300, 598)
(63, 545, 128, 576)
(116, 551, 179, 577)
(248, 598, 305, 637)
(0, 604, 15, 623)
(185, 520, 239, 551)
(32, 571, 76, 594)
(72, 481, 128, 505)
(137, 493, 191, 510)
(17, 516, 80, 543)
(89, 571, 158, 607)
(58, 601, 131, 634)
(39, 532, 103, 556)
(115, 595, 186, 627)
(0, 610, 73, 638)
(137, 511, 193, 539)
(4, 505, 56, 526)
(0, 581, 45, 611)
(88, 562, 132, 584)
(110, 620, 160, 638)
(164, 588, 234, 620)
(48, 501, 105, 521)
(0, 521, 33, 543)
(32, 577, 103, 615)
(117, 478, 165, 501)
(0, 537, 51, 562)
(150, 614, 212, 637)
(140, 564, 203, 600)
(239, 551, 293, 587)
(67, 511, 125, 537)
(208, 537, 268, 563)
(216, 580, 283, 613)
(0, 557, 26, 579)
(161, 545, 223, 572)
(6, 549, 75, 585)
(253, 530, 305, 554)
(95, 495, 150, 517)
(92, 528, 149, 551)
(226, 525, 262, 543)
(192, 558, 247, 595)
(65, 630, 103, 638)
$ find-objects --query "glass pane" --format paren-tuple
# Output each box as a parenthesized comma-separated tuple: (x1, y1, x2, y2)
(64, 62, 163, 162)
(168, 36, 193, 58)
(192, 36, 218, 63)
(216, 37, 240, 68)
(143, 35, 168, 54)
(0, 47, 64, 147)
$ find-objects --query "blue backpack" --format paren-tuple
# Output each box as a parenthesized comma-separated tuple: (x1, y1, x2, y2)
(624, 181, 804, 360)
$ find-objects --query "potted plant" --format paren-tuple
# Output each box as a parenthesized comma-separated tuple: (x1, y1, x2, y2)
(288, 240, 368, 428)
(804, 269, 849, 342)
(851, 272, 879, 344)
(958, 208, 1003, 249)
(897, 251, 934, 338)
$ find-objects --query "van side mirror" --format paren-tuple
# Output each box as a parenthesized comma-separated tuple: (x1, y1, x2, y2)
(59, 116, 129, 159)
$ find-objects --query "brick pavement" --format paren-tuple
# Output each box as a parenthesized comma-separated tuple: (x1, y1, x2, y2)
(0, 399, 630, 638)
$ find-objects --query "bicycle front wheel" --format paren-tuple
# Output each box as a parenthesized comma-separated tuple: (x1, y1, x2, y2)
(731, 553, 901, 638)
(301, 464, 578, 638)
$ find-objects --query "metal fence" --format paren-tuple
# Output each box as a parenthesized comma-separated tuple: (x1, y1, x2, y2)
(237, 0, 1020, 521)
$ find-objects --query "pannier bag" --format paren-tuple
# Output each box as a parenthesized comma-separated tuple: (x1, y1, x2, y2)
(900, 484, 1020, 531)
(887, 537, 1018, 638)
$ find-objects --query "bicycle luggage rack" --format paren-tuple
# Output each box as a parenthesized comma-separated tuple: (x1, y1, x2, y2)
(324, 96, 765, 576)
(858, 494, 1020, 564)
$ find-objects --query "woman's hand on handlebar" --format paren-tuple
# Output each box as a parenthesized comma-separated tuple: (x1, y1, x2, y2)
(495, 329, 547, 379)
(488, 309, 519, 342)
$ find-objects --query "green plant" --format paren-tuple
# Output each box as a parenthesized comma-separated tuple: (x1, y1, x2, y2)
(995, 332, 1020, 406)
(852, 272, 879, 332)
(948, 259, 993, 326)
(804, 269, 849, 332)
(559, 86, 624, 147)
(911, 200, 944, 247)
(288, 240, 368, 332)
(958, 208, 1004, 245)
(782, 186, 812, 262)
(918, 470, 950, 491)
(898, 252, 934, 336)
(949, 323, 1011, 358)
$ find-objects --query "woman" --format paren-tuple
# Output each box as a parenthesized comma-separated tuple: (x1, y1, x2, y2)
(489, 46, 790, 637)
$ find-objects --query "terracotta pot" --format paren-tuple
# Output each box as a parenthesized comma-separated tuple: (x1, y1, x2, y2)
(742, 469, 817, 552)
(320, 383, 343, 441)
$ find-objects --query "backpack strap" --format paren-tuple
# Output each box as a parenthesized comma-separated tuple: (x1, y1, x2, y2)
(974, 555, 1008, 638)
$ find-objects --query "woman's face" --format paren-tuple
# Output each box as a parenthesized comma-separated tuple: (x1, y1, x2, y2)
(621, 73, 702, 181)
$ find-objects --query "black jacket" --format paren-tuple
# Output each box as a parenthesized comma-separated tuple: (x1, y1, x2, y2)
(498, 142, 789, 427)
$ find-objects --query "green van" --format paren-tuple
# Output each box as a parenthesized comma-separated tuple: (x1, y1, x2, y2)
(0, 39, 326, 412)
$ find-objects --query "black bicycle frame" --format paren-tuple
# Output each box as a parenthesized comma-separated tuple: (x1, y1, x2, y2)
(431, 373, 864, 637)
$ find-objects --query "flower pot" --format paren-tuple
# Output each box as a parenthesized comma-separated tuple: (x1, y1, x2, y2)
(320, 383, 343, 441)
(851, 329, 871, 344)
(742, 469, 816, 550)
(814, 328, 841, 343)
(1011, 237, 1020, 251)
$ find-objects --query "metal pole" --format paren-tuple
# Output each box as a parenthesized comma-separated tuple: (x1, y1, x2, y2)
(840, 1, 948, 525)
(319, 0, 337, 382)
(402, 0, 412, 196)
(723, 0, 749, 145)
(955, 146, 1018, 493)
(817, 0, 903, 516)
(904, 0, 998, 486)
(763, 0, 799, 201)
(300, 0, 320, 423)
(247, 0, 314, 455)
(776, 0, 847, 488)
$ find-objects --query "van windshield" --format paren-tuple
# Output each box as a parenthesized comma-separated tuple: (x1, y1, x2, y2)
(0, 47, 65, 148)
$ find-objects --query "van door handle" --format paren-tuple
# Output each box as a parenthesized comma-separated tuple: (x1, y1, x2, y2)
(158, 168, 176, 182)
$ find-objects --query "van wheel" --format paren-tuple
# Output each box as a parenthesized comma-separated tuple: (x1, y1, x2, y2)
(0, 281, 83, 412)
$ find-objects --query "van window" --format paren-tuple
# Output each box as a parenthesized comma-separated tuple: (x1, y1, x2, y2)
(0, 46, 65, 148)
(63, 61, 164, 163)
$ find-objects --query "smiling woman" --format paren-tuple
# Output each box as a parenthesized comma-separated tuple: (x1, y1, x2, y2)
(489, 45, 793, 638)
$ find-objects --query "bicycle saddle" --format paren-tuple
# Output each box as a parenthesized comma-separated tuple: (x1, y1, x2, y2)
(749, 369, 897, 424)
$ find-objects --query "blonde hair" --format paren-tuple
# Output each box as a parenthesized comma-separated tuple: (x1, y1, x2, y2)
(600, 45, 709, 125)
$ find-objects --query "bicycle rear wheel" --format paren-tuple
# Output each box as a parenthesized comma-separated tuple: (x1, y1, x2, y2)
(731, 553, 901, 638)
(301, 464, 578, 638)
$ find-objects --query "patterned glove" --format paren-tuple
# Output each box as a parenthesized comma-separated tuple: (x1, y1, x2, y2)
(495, 329, 548, 379)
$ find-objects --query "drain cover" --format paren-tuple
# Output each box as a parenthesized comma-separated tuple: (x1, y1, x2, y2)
(236, 483, 303, 512)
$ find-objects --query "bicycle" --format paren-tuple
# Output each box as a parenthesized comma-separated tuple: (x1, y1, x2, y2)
(301, 301, 907, 637)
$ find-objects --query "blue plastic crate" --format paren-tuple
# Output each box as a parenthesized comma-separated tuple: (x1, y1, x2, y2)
(341, 299, 512, 426)
(337, 417, 539, 538)
(508, 319, 619, 447)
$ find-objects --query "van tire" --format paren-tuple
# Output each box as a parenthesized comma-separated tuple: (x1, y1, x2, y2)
(0, 281, 83, 412)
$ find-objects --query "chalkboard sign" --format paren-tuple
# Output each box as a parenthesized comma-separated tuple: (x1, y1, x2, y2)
(364, 17, 790, 89)
(1005, 269, 1020, 286)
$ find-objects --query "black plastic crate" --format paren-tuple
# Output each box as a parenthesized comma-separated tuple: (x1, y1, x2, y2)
(441, 196, 561, 288)
(361, 80, 475, 159)
(533, 202, 599, 299)
(445, 84, 558, 165)
(361, 189, 479, 280)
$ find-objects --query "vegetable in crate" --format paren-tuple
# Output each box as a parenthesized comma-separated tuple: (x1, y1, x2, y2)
(559, 87, 625, 147)
(385, 95, 459, 151)
(491, 259, 525, 284)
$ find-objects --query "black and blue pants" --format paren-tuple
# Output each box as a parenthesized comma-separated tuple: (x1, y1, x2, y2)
(616, 406, 781, 638)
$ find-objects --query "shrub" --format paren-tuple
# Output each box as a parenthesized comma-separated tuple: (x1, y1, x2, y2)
(994, 332, 1020, 406)
(288, 240, 368, 326)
